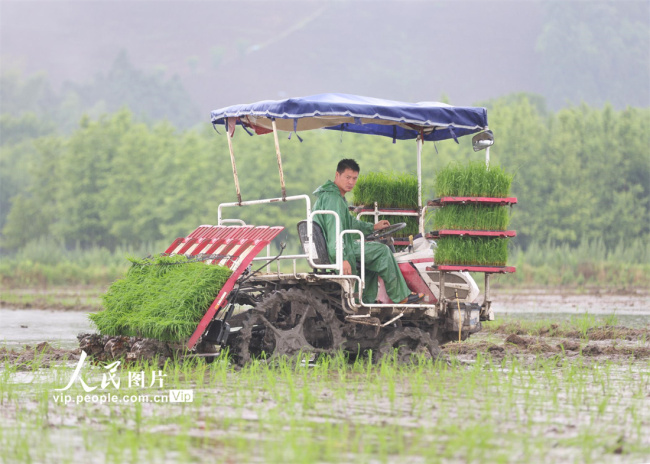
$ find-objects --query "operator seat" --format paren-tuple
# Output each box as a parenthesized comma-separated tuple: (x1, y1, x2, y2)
(297, 220, 330, 266)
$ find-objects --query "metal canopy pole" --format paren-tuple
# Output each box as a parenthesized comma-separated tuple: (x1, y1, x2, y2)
(226, 129, 242, 204)
(417, 133, 424, 235)
(271, 119, 287, 200)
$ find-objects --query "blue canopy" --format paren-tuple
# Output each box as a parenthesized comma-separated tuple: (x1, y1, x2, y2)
(211, 93, 488, 142)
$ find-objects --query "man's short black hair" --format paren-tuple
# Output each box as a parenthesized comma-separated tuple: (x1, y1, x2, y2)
(337, 158, 360, 174)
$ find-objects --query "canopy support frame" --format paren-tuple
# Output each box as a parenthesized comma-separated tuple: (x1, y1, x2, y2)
(271, 119, 287, 201)
(226, 127, 242, 205)
(417, 132, 424, 236)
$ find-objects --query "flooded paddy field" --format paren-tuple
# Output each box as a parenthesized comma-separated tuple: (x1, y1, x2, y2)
(1, 288, 649, 463)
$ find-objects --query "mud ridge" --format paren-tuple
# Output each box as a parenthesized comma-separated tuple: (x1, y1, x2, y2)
(3, 331, 649, 370)
(487, 322, 649, 341)
(443, 333, 650, 361)
(0, 342, 81, 369)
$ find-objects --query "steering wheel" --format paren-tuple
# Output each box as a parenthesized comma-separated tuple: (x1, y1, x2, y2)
(366, 222, 407, 241)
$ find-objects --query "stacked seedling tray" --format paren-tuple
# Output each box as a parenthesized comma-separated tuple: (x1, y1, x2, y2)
(428, 161, 516, 273)
(90, 255, 232, 342)
(352, 172, 422, 242)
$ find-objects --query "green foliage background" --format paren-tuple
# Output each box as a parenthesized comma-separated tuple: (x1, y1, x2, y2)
(2, 94, 648, 255)
(1, 66, 649, 289)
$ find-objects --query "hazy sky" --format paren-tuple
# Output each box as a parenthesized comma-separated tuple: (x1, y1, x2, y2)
(1, 1, 648, 116)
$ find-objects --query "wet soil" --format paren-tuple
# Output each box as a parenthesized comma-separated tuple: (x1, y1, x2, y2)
(0, 335, 187, 369)
(488, 320, 649, 341)
(442, 331, 650, 363)
(0, 342, 81, 369)
(3, 323, 649, 370)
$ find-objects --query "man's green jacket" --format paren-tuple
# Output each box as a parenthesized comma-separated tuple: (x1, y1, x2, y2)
(313, 180, 373, 274)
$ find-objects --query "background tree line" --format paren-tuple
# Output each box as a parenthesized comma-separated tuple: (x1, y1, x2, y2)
(1, 93, 648, 259)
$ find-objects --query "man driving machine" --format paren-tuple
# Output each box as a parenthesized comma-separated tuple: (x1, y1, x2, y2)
(313, 159, 424, 305)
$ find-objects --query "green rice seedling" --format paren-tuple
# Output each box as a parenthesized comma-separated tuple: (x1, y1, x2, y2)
(352, 171, 423, 237)
(602, 312, 619, 327)
(570, 313, 597, 339)
(434, 237, 509, 265)
(432, 203, 511, 231)
(353, 171, 420, 209)
(89, 255, 232, 341)
(434, 161, 514, 198)
(3, 352, 650, 463)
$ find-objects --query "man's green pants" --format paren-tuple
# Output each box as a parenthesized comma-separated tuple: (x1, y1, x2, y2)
(350, 241, 411, 304)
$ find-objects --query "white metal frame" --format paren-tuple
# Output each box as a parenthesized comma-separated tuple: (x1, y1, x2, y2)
(217, 194, 312, 226)
(417, 135, 424, 235)
(217, 117, 444, 315)
(357, 203, 419, 222)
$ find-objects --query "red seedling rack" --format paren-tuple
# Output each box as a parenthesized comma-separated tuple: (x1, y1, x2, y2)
(165, 224, 284, 350)
(430, 230, 516, 238)
(428, 264, 516, 274)
(428, 196, 518, 207)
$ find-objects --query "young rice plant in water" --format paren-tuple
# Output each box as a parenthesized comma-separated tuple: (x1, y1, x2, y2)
(89, 255, 232, 341)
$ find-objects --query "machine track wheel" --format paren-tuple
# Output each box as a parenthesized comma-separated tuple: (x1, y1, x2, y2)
(376, 327, 441, 363)
(236, 288, 345, 365)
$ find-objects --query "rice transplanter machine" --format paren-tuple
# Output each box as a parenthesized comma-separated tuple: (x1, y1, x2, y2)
(166, 94, 516, 362)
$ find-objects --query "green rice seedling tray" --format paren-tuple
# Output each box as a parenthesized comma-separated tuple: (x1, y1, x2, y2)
(430, 203, 511, 231)
(352, 171, 424, 237)
(352, 172, 419, 209)
(433, 161, 514, 198)
(89, 255, 232, 342)
(434, 236, 509, 266)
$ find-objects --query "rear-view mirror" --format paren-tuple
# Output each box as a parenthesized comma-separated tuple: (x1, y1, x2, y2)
(472, 130, 494, 152)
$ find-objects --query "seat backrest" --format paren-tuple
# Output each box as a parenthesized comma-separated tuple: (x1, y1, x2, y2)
(297, 220, 331, 265)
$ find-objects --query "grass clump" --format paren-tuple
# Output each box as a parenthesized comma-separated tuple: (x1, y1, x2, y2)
(89, 255, 232, 341)
(433, 161, 513, 198)
(352, 172, 422, 236)
(435, 237, 508, 266)
(432, 204, 511, 231)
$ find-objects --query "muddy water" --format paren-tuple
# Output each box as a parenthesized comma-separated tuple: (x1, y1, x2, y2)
(492, 289, 650, 328)
(0, 308, 92, 349)
(0, 290, 648, 348)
